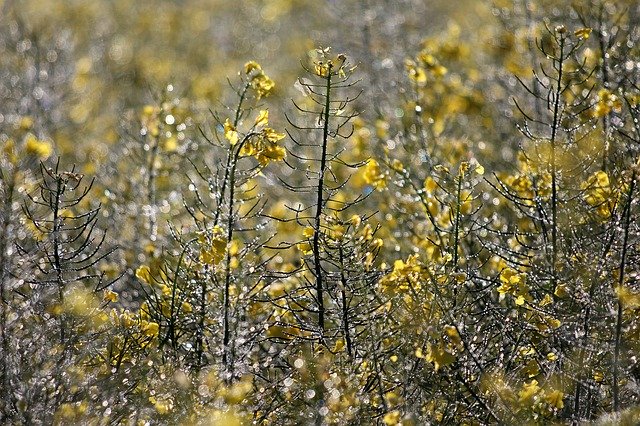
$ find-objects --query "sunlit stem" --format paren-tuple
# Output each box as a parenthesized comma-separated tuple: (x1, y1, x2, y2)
(211, 82, 250, 379)
(221, 134, 252, 381)
(147, 132, 160, 241)
(222, 155, 237, 381)
(213, 82, 251, 227)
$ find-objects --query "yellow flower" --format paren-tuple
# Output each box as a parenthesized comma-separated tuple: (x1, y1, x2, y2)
(256, 141, 286, 166)
(25, 134, 53, 159)
(241, 128, 287, 166)
(424, 176, 438, 194)
(142, 321, 159, 337)
(254, 109, 269, 127)
(297, 241, 312, 255)
(497, 267, 520, 295)
(262, 127, 285, 143)
(103, 290, 118, 303)
(459, 189, 473, 215)
(391, 159, 404, 172)
(224, 119, 239, 145)
(199, 227, 227, 266)
(593, 89, 622, 117)
(240, 141, 258, 157)
(135, 265, 153, 284)
(426, 342, 456, 371)
(149, 396, 172, 414)
(329, 224, 345, 240)
(244, 61, 261, 74)
(518, 380, 540, 404)
(594, 371, 604, 383)
(383, 410, 401, 426)
(544, 389, 564, 409)
(574, 28, 592, 40)
(363, 159, 386, 189)
(18, 116, 34, 130)
(3, 138, 17, 164)
(181, 301, 193, 313)
(459, 161, 470, 177)
(444, 325, 462, 348)
(314, 60, 331, 77)
(302, 226, 315, 239)
(252, 74, 275, 98)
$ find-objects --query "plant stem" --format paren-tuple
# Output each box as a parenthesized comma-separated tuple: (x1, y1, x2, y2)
(549, 34, 565, 290)
(613, 171, 635, 411)
(338, 245, 353, 358)
(313, 65, 333, 335)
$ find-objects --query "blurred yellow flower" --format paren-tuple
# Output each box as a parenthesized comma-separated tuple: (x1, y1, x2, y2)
(363, 159, 386, 189)
(25, 134, 53, 159)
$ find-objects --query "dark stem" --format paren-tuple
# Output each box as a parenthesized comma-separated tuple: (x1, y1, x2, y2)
(549, 34, 565, 291)
(338, 245, 353, 358)
(613, 171, 635, 411)
(312, 65, 333, 336)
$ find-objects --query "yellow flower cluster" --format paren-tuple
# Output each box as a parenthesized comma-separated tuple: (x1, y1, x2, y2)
(518, 380, 564, 410)
(241, 127, 286, 166)
(25, 133, 53, 159)
(405, 52, 447, 86)
(497, 267, 532, 306)
(199, 226, 227, 266)
(592, 88, 622, 118)
(379, 254, 424, 294)
(224, 108, 286, 166)
(581, 170, 614, 219)
(244, 61, 275, 99)
(224, 119, 239, 145)
(362, 159, 386, 189)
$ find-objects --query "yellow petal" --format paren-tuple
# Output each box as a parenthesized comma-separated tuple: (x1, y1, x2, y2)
(254, 110, 269, 127)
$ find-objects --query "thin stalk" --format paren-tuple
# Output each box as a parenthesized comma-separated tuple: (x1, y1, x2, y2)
(221, 136, 250, 380)
(213, 82, 250, 226)
(210, 82, 249, 377)
(147, 133, 160, 241)
(613, 171, 635, 411)
(195, 272, 207, 370)
(222, 153, 237, 380)
(453, 171, 463, 268)
(338, 245, 353, 358)
(549, 34, 565, 290)
(52, 175, 65, 344)
(452, 171, 463, 306)
(161, 243, 190, 352)
(312, 64, 333, 335)
(595, 5, 612, 171)
(0, 167, 15, 422)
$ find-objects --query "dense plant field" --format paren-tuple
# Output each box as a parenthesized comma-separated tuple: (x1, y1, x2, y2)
(2, 0, 640, 424)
